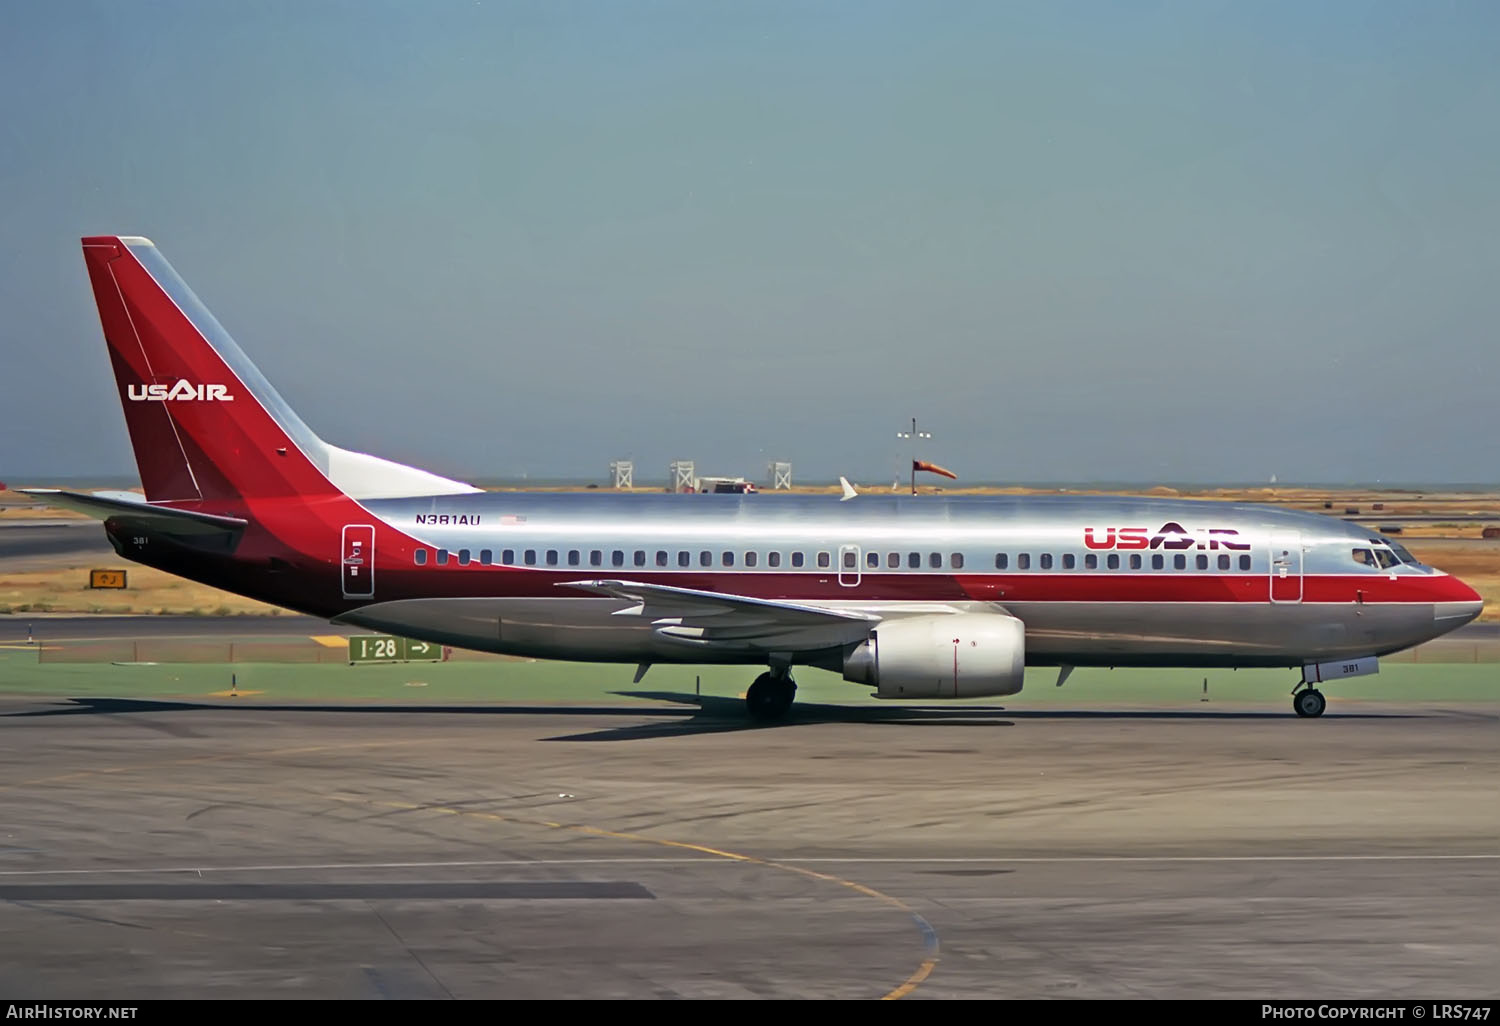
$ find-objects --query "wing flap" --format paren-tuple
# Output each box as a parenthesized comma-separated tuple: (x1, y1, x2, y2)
(558, 579, 877, 651)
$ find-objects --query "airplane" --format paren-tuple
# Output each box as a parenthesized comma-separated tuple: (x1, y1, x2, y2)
(25, 236, 1484, 721)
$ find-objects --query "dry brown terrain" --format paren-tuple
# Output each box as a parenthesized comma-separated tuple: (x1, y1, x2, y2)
(0, 566, 283, 616)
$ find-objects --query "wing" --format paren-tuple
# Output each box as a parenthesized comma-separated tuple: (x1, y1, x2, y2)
(557, 579, 877, 652)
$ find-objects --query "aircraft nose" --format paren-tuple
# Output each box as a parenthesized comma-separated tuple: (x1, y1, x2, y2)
(1433, 575, 1484, 627)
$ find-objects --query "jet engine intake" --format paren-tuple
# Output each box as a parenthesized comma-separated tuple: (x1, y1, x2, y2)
(842, 613, 1025, 699)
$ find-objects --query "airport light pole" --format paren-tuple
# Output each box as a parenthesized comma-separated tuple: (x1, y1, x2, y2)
(896, 418, 932, 496)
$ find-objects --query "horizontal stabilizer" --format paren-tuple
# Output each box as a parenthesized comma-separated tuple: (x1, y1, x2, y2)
(20, 489, 248, 536)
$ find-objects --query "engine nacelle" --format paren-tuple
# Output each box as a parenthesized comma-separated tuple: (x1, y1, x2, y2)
(842, 613, 1026, 699)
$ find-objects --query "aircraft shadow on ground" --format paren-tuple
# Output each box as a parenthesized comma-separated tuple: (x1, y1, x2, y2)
(571, 690, 1422, 740)
(0, 694, 1425, 743)
(0, 697, 693, 721)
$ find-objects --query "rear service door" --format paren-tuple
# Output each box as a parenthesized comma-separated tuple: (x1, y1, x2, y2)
(342, 524, 375, 599)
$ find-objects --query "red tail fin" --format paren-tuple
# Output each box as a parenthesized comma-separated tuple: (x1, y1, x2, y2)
(82, 236, 339, 503)
(83, 236, 479, 505)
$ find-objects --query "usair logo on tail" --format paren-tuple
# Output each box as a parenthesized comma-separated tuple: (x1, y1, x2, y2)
(127, 380, 234, 402)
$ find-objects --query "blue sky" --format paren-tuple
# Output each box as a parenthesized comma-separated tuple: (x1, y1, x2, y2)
(3, 0, 1498, 485)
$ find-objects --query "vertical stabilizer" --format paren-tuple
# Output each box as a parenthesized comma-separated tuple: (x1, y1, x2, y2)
(81, 236, 478, 503)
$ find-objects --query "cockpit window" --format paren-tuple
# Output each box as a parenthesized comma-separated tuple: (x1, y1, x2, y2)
(1389, 542, 1421, 565)
(1367, 538, 1422, 567)
(1352, 548, 1375, 567)
(1373, 548, 1399, 569)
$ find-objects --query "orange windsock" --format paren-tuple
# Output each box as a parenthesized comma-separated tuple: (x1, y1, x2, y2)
(912, 459, 957, 480)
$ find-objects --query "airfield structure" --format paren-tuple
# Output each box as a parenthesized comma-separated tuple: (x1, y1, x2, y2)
(669, 460, 696, 493)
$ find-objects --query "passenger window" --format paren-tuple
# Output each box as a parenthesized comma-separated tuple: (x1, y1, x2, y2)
(908, 552, 921, 569)
(1196, 554, 1208, 570)
(678, 551, 691, 567)
(746, 551, 758, 568)
(1150, 554, 1163, 570)
(503, 549, 515, 565)
(589, 550, 602, 567)
(611, 550, 624, 567)
(845, 551, 858, 570)
(700, 550, 713, 567)
(817, 551, 831, 569)
(634, 550, 646, 567)
(655, 550, 668, 567)
(1084, 553, 1097, 570)
(890, 552, 902, 569)
(926, 552, 939, 569)
(1218, 554, 1231, 570)
(437, 549, 449, 565)
(524, 550, 536, 566)
(866, 551, 879, 569)
(545, 550, 558, 566)
(414, 549, 428, 566)
(792, 552, 805, 568)
(1039, 553, 1053, 570)
(768, 551, 781, 568)
(1061, 553, 1074, 570)
(1239, 555, 1251, 571)
(951, 553, 964, 569)
(457, 549, 471, 566)
(1173, 554, 1185, 570)
(722, 551, 734, 567)
(994, 553, 1008, 570)
(1129, 554, 1142, 570)
(1018, 553, 1031, 570)
(1107, 554, 1119, 570)
(568, 550, 580, 567)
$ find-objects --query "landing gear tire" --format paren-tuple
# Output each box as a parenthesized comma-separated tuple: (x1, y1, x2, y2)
(746, 671, 796, 722)
(1293, 687, 1326, 718)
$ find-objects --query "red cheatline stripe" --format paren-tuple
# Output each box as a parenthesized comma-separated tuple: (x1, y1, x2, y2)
(358, 566, 1472, 606)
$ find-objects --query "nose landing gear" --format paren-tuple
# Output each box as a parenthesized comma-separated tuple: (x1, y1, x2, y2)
(1292, 682, 1327, 718)
(746, 668, 797, 721)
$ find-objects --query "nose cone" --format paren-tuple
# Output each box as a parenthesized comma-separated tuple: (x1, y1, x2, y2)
(1433, 575, 1484, 630)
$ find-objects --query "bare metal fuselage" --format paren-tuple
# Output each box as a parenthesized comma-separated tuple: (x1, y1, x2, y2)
(321, 492, 1479, 670)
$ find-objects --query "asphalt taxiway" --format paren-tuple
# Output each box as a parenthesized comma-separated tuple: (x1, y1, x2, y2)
(0, 696, 1493, 999)
(0, 521, 115, 571)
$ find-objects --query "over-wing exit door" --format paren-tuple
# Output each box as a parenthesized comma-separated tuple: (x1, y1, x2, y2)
(341, 524, 375, 599)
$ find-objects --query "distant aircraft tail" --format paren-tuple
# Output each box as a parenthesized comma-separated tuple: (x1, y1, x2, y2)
(80, 236, 478, 504)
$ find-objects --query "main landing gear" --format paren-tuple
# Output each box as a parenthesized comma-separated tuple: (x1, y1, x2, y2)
(1292, 681, 1327, 718)
(746, 668, 797, 722)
